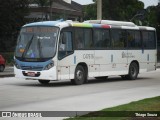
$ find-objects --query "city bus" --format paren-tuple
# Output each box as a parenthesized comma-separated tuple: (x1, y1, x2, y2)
(14, 20, 157, 85)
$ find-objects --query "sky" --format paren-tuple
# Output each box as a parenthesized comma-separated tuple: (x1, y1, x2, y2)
(72, 0, 159, 8)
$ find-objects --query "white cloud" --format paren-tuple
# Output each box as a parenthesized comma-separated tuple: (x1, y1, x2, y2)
(139, 0, 158, 8)
(72, 0, 158, 8)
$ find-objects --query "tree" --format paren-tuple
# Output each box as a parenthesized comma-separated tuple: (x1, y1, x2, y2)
(84, 0, 144, 21)
(144, 6, 158, 27)
(0, 0, 29, 52)
(102, 0, 144, 20)
(83, 4, 97, 20)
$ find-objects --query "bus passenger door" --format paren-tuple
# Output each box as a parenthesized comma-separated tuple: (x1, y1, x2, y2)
(57, 29, 74, 80)
(110, 29, 128, 75)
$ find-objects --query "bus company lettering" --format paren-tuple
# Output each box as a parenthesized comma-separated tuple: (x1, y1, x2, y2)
(122, 52, 135, 58)
(83, 54, 94, 59)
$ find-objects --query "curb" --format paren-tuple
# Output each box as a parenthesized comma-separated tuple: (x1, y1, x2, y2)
(0, 74, 15, 78)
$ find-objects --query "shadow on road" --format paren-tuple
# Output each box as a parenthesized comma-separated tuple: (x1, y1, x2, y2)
(9, 76, 152, 88)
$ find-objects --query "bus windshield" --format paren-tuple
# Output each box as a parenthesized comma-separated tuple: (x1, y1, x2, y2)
(15, 26, 59, 61)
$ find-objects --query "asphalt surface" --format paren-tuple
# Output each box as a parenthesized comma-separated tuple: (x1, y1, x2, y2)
(0, 68, 160, 120)
(0, 67, 14, 77)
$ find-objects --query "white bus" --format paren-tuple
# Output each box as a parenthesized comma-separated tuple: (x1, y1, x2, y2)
(14, 20, 157, 85)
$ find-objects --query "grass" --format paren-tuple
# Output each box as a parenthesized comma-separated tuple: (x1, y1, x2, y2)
(66, 96, 160, 120)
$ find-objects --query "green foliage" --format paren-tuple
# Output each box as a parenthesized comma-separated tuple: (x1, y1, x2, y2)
(66, 96, 160, 120)
(0, 0, 29, 33)
(143, 6, 158, 27)
(84, 0, 144, 21)
(84, 4, 97, 20)
(0, 0, 30, 52)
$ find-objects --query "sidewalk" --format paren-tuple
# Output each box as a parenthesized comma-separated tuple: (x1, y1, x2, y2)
(0, 66, 14, 77)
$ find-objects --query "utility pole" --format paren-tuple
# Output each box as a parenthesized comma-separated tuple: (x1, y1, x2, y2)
(97, 0, 102, 20)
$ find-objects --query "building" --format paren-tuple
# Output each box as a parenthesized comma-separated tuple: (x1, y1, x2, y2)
(26, 0, 83, 22)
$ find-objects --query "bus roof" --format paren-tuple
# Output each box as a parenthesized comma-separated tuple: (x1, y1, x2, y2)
(84, 20, 136, 27)
(23, 21, 62, 27)
(23, 20, 155, 31)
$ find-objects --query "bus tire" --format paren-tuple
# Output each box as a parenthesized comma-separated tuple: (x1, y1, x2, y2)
(38, 80, 50, 84)
(71, 65, 86, 85)
(127, 62, 139, 80)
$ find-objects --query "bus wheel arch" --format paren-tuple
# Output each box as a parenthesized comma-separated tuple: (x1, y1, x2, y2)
(71, 63, 88, 85)
(131, 60, 139, 73)
(127, 61, 139, 80)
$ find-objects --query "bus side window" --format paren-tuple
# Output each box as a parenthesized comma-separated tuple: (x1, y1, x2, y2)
(148, 31, 156, 49)
(142, 31, 156, 49)
(58, 31, 73, 59)
(59, 33, 66, 51)
(93, 29, 110, 49)
(111, 29, 127, 49)
(74, 28, 93, 49)
(75, 28, 84, 49)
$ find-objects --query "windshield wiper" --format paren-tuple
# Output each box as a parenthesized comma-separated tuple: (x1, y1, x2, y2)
(22, 35, 34, 58)
(37, 37, 43, 59)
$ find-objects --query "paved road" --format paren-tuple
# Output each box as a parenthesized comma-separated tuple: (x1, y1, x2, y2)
(0, 69, 160, 119)
(0, 67, 14, 77)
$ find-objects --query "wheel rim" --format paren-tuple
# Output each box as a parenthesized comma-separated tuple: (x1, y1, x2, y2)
(131, 66, 136, 77)
(76, 70, 83, 81)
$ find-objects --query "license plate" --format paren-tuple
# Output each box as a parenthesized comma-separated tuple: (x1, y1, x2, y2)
(27, 72, 35, 77)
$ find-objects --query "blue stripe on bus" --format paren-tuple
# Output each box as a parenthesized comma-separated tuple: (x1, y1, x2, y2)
(15, 59, 52, 71)
(92, 24, 102, 28)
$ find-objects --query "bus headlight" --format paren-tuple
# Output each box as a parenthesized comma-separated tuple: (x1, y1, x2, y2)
(44, 60, 54, 70)
(14, 60, 21, 69)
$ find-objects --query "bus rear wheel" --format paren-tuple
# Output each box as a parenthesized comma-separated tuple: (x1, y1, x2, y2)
(71, 65, 86, 85)
(127, 62, 139, 80)
(38, 80, 50, 84)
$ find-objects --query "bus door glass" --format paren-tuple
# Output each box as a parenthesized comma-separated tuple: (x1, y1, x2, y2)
(58, 28, 74, 80)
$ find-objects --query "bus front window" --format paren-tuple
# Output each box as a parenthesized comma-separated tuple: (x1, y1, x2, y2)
(15, 26, 59, 61)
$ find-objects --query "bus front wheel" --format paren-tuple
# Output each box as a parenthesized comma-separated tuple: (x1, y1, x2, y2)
(71, 65, 86, 85)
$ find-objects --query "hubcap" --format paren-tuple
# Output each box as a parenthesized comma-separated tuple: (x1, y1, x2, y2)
(76, 70, 83, 81)
(131, 66, 136, 76)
